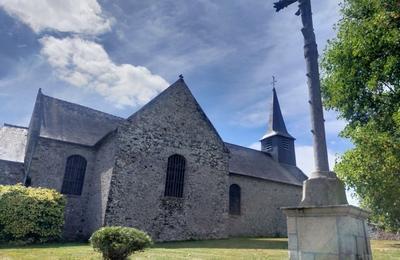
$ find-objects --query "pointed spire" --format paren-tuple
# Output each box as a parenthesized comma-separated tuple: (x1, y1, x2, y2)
(261, 87, 294, 140)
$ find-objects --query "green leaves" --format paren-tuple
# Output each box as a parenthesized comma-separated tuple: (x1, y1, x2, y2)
(322, 0, 400, 130)
(335, 122, 400, 231)
(321, 0, 400, 231)
(90, 226, 153, 260)
(0, 184, 66, 244)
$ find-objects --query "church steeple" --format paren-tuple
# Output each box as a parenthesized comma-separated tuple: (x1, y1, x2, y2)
(263, 88, 294, 140)
(260, 87, 296, 166)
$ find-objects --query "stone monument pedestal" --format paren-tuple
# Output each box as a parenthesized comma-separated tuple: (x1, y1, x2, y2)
(282, 205, 372, 260)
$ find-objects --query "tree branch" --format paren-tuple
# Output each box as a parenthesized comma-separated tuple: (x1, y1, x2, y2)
(382, 82, 395, 93)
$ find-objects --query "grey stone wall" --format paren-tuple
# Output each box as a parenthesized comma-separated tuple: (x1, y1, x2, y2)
(24, 91, 43, 179)
(85, 132, 117, 236)
(28, 137, 96, 240)
(105, 82, 229, 242)
(0, 160, 24, 185)
(228, 174, 302, 237)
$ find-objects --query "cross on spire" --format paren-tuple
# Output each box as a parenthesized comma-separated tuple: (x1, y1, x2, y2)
(271, 75, 277, 89)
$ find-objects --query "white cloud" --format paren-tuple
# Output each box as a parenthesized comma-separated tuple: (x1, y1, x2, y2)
(324, 111, 347, 135)
(295, 145, 338, 176)
(0, 0, 111, 35)
(40, 36, 169, 108)
(233, 83, 308, 128)
(248, 142, 261, 150)
(325, 118, 346, 135)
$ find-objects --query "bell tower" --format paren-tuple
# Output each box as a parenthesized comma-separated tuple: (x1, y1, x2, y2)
(260, 87, 296, 166)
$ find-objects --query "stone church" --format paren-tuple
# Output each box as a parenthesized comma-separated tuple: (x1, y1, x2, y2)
(0, 78, 307, 241)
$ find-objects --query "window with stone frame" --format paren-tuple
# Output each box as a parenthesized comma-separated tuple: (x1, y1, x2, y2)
(61, 155, 87, 195)
(164, 154, 186, 198)
(229, 184, 241, 215)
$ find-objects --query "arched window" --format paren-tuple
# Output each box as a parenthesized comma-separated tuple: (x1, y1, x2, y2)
(61, 155, 87, 195)
(164, 154, 186, 198)
(229, 184, 241, 215)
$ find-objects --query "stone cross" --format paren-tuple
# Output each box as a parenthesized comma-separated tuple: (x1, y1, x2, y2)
(273, 0, 348, 207)
(274, 0, 330, 177)
(275, 3, 372, 259)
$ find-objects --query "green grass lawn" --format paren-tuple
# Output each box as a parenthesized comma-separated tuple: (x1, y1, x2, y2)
(0, 238, 399, 259)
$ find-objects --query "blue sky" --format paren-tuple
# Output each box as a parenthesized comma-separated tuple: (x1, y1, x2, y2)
(0, 0, 356, 203)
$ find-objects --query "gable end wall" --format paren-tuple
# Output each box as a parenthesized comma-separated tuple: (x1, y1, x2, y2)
(105, 83, 229, 241)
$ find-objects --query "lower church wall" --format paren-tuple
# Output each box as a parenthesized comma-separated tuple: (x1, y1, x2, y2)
(84, 133, 117, 237)
(105, 123, 230, 242)
(228, 174, 302, 237)
(27, 138, 96, 240)
(0, 160, 24, 185)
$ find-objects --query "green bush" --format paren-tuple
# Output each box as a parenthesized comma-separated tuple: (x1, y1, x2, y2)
(90, 226, 153, 260)
(0, 184, 66, 244)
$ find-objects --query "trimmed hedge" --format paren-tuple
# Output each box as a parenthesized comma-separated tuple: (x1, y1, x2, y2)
(0, 184, 66, 244)
(90, 226, 153, 260)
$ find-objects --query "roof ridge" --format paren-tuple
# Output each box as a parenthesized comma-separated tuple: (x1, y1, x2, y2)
(3, 123, 28, 129)
(229, 172, 302, 187)
(224, 142, 271, 155)
(41, 93, 125, 120)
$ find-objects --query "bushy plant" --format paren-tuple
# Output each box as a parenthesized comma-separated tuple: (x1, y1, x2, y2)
(0, 184, 66, 244)
(90, 226, 153, 260)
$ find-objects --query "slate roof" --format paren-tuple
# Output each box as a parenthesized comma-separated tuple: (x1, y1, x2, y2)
(26, 87, 307, 186)
(0, 124, 28, 162)
(261, 88, 294, 140)
(225, 142, 307, 186)
(39, 94, 124, 146)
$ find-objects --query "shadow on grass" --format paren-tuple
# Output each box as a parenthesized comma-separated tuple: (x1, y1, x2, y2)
(0, 242, 89, 250)
(0, 238, 288, 251)
(153, 237, 288, 250)
(390, 243, 400, 248)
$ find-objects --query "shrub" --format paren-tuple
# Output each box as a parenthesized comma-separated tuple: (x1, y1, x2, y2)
(90, 226, 153, 260)
(0, 184, 66, 244)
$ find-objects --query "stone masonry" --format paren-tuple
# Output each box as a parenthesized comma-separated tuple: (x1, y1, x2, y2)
(229, 174, 302, 237)
(0, 78, 307, 241)
(105, 80, 230, 241)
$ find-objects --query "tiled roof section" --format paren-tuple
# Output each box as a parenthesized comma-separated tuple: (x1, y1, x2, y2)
(225, 142, 305, 186)
(39, 95, 124, 146)
(280, 163, 308, 183)
(0, 124, 28, 162)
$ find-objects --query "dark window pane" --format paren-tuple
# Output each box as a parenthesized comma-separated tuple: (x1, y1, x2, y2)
(164, 154, 186, 198)
(61, 155, 87, 195)
(229, 184, 241, 215)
